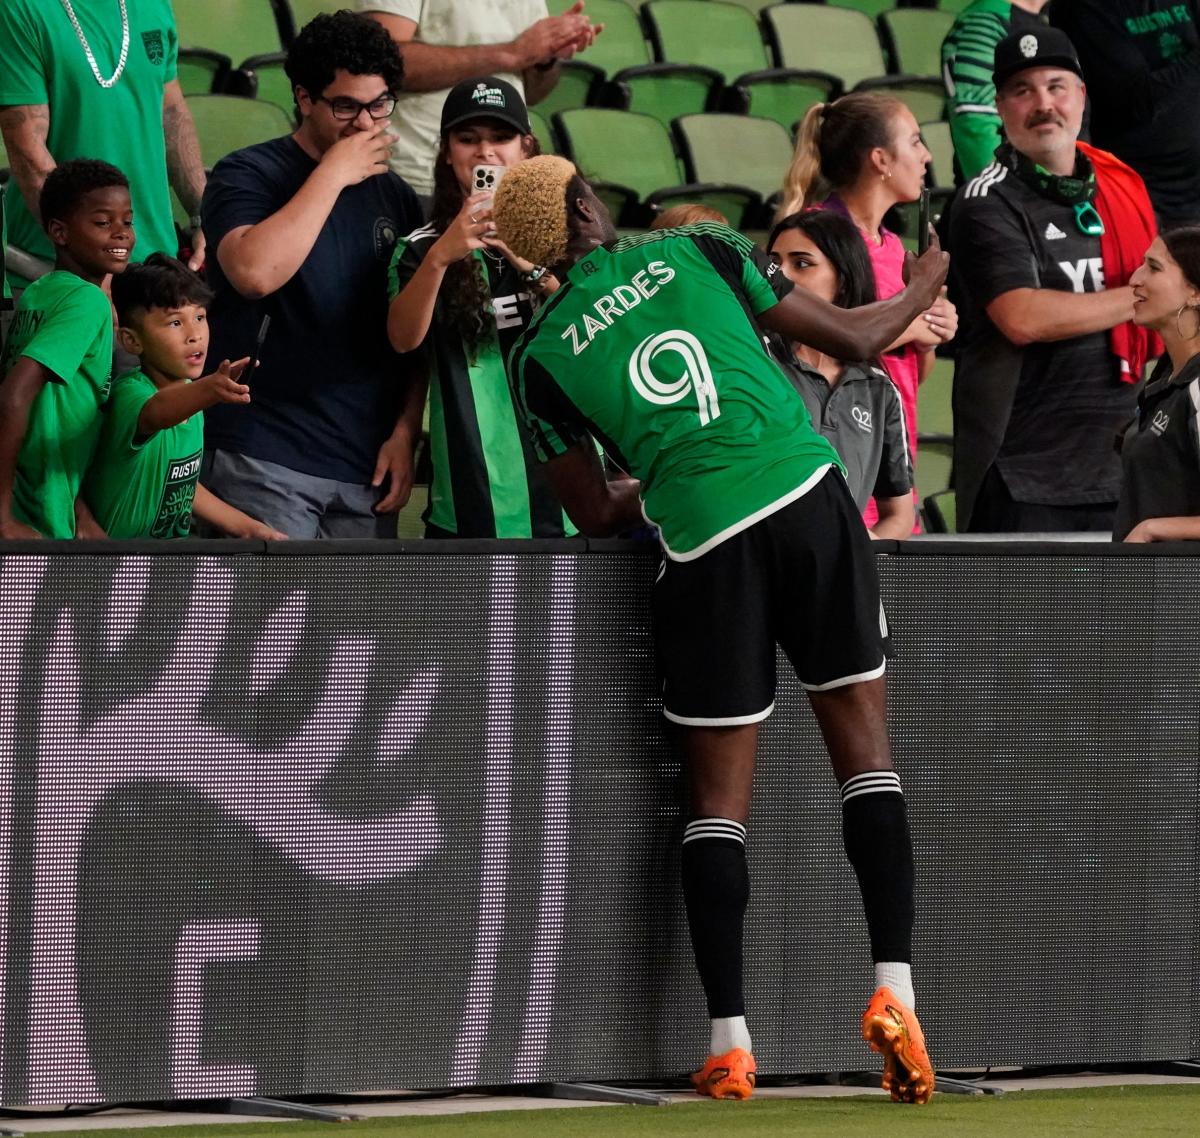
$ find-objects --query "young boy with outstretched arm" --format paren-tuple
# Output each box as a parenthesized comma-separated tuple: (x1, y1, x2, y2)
(0, 159, 132, 539)
(83, 254, 287, 540)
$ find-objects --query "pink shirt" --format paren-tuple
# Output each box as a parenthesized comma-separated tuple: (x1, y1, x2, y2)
(820, 196, 921, 531)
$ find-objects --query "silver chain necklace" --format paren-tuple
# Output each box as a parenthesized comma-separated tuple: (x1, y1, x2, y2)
(59, 0, 130, 89)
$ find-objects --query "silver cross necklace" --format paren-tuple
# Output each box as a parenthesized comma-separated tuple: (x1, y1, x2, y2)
(59, 0, 130, 89)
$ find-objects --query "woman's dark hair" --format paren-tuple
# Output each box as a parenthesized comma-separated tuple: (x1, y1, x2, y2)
(429, 130, 540, 357)
(39, 158, 128, 228)
(111, 253, 214, 327)
(767, 209, 877, 310)
(1161, 226, 1200, 292)
(285, 10, 404, 102)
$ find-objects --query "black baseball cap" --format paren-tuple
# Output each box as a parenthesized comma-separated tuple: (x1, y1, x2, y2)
(993, 26, 1084, 90)
(440, 76, 531, 136)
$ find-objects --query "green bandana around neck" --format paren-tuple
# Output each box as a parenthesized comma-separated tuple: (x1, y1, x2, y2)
(1002, 143, 1104, 236)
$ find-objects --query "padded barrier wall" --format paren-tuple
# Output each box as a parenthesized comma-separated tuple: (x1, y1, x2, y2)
(0, 540, 1197, 1105)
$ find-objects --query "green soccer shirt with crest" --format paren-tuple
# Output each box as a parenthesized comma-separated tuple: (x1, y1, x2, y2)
(508, 224, 844, 560)
(82, 370, 203, 539)
(0, 270, 113, 537)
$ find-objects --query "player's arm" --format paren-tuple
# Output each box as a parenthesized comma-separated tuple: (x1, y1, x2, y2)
(373, 360, 430, 514)
(193, 484, 288, 539)
(0, 357, 50, 538)
(135, 358, 252, 436)
(73, 496, 107, 540)
(0, 104, 54, 223)
(366, 8, 594, 93)
(1122, 515, 1200, 543)
(986, 286, 1134, 348)
(542, 437, 643, 537)
(761, 240, 949, 362)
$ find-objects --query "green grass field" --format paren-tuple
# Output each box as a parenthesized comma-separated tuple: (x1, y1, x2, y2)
(31, 1086, 1200, 1138)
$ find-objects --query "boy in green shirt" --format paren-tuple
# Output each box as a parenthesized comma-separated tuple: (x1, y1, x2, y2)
(83, 254, 286, 540)
(0, 159, 131, 539)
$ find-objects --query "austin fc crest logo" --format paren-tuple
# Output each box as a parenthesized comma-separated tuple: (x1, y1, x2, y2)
(142, 30, 165, 65)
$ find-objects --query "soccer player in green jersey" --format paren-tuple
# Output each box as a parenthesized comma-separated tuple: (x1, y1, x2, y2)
(497, 156, 949, 1105)
(83, 254, 287, 541)
(0, 159, 132, 540)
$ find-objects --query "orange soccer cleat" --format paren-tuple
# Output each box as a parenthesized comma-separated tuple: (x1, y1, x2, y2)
(861, 986, 936, 1104)
(690, 1047, 757, 1100)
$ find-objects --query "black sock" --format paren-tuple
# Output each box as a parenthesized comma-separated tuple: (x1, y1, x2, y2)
(840, 771, 915, 963)
(680, 818, 749, 1018)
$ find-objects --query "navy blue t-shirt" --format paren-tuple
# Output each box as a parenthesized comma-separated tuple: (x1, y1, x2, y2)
(201, 136, 422, 483)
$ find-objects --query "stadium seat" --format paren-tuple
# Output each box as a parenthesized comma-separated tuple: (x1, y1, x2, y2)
(579, 0, 654, 74)
(917, 356, 954, 440)
(764, 4, 887, 89)
(922, 488, 956, 533)
(185, 94, 295, 168)
(285, 0, 349, 40)
(826, 0, 895, 18)
(236, 52, 296, 118)
(734, 71, 840, 132)
(528, 108, 557, 154)
(936, 0, 975, 12)
(176, 48, 231, 96)
(533, 60, 605, 118)
(921, 120, 955, 190)
(879, 9, 956, 78)
(173, 1, 286, 64)
(915, 439, 953, 503)
(608, 65, 724, 126)
(674, 113, 791, 207)
(856, 77, 946, 123)
(645, 0, 771, 85)
(554, 107, 760, 226)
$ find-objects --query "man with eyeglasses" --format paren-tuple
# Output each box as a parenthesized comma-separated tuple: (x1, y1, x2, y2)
(199, 10, 425, 538)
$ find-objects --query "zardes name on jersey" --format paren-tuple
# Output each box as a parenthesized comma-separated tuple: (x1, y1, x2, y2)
(508, 224, 844, 560)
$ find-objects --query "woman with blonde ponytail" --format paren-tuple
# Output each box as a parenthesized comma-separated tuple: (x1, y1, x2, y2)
(776, 92, 957, 530)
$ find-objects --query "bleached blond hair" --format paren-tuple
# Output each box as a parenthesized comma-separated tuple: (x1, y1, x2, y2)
(492, 155, 577, 267)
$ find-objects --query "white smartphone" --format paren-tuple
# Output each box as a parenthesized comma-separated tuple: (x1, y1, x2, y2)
(472, 163, 507, 194)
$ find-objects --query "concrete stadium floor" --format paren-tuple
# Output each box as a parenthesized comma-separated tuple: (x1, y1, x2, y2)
(6, 1073, 1199, 1132)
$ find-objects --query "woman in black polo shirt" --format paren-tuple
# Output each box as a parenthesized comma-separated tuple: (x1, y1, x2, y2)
(1115, 227, 1200, 541)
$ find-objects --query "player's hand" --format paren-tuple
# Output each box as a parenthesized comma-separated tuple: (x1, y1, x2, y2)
(241, 519, 289, 541)
(187, 227, 207, 273)
(432, 193, 494, 267)
(372, 429, 416, 514)
(924, 288, 958, 344)
(902, 227, 949, 310)
(0, 518, 43, 540)
(201, 357, 252, 404)
(318, 122, 395, 188)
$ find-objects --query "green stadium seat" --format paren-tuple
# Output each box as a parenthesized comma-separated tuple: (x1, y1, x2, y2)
(734, 70, 840, 132)
(922, 488, 956, 533)
(915, 438, 953, 503)
(674, 113, 791, 206)
(713, 0, 779, 12)
(185, 94, 295, 168)
(921, 119, 954, 189)
(856, 77, 946, 123)
(554, 106, 759, 225)
(578, 0, 653, 74)
(176, 48, 230, 96)
(528, 108, 557, 154)
(936, 0, 975, 13)
(645, 0, 771, 85)
(237, 52, 296, 119)
(173, 1, 285, 64)
(532, 60, 605, 118)
(764, 4, 886, 89)
(608, 64, 723, 127)
(285, 0, 350, 39)
(879, 9, 956, 78)
(826, 0, 896, 18)
(917, 355, 954, 440)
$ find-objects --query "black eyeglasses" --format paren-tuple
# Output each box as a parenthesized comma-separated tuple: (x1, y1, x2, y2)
(315, 93, 396, 121)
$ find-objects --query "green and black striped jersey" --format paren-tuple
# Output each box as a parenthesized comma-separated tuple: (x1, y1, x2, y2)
(942, 0, 1046, 182)
(507, 224, 844, 561)
(389, 227, 573, 538)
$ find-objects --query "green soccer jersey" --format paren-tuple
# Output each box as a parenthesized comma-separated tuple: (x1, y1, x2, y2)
(0, 0, 179, 288)
(389, 228, 574, 538)
(508, 224, 844, 560)
(0, 271, 113, 537)
(82, 369, 203, 538)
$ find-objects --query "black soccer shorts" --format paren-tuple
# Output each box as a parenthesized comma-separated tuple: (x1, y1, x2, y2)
(652, 468, 888, 726)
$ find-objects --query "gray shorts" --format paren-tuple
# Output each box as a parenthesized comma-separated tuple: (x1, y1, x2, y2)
(202, 449, 397, 539)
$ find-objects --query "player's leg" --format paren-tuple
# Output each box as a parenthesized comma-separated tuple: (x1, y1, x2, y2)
(654, 535, 774, 1101)
(773, 471, 933, 1104)
(680, 723, 757, 1098)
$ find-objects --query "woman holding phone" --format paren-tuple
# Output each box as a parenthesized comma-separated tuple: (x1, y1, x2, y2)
(777, 93, 956, 529)
(387, 76, 568, 539)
